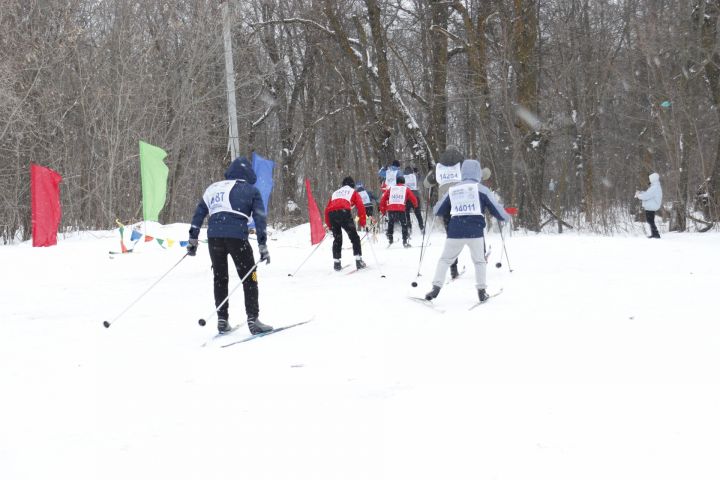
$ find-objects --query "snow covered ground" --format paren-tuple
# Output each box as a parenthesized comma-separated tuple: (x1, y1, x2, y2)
(1, 222, 719, 480)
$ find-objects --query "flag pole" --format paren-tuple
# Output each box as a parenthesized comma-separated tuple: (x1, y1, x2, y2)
(222, 1, 240, 161)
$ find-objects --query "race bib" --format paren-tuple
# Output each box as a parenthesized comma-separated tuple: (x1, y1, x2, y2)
(436, 163, 462, 186)
(449, 183, 482, 216)
(388, 186, 407, 205)
(203, 180, 236, 216)
(358, 190, 371, 205)
(385, 169, 398, 187)
(404, 173, 417, 190)
(331, 185, 355, 202)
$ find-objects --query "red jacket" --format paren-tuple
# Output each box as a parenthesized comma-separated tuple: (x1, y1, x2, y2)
(379, 185, 418, 214)
(325, 186, 367, 228)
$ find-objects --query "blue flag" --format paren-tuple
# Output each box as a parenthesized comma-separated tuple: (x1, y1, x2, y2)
(250, 151, 274, 228)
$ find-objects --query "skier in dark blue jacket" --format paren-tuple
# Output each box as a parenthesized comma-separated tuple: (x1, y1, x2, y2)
(187, 157, 272, 335)
(424, 159, 510, 303)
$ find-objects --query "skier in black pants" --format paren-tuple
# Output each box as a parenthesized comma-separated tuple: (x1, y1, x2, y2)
(324, 176, 367, 271)
(403, 166, 424, 235)
(187, 157, 272, 335)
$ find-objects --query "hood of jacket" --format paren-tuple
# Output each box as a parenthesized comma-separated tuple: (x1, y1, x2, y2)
(224, 157, 257, 184)
(439, 146, 464, 166)
(461, 159, 482, 182)
(649, 172, 660, 184)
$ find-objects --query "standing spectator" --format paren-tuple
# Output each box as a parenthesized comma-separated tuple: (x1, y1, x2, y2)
(635, 172, 663, 239)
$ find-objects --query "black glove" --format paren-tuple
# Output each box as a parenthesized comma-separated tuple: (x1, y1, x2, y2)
(259, 244, 270, 264)
(186, 238, 198, 256)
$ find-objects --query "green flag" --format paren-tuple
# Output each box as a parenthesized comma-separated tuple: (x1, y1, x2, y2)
(139, 140, 169, 222)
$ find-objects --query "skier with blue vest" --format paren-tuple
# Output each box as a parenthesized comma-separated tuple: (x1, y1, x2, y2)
(425, 159, 511, 303)
(187, 157, 272, 335)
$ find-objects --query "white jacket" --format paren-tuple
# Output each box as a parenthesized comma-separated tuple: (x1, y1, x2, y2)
(636, 173, 662, 211)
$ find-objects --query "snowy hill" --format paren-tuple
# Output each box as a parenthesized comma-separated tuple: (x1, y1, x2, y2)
(2, 225, 719, 480)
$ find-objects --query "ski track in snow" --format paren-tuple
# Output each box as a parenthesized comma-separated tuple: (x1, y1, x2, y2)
(2, 223, 720, 480)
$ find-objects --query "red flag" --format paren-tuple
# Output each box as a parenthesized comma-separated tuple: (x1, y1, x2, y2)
(31, 164, 63, 247)
(305, 179, 326, 245)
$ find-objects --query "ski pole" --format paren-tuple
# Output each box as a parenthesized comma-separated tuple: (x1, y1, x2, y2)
(415, 188, 436, 278)
(497, 222, 513, 273)
(287, 234, 327, 277)
(365, 230, 386, 278)
(198, 259, 262, 327)
(103, 253, 189, 328)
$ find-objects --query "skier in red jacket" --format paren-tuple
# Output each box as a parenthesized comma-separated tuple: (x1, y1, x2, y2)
(379, 175, 418, 247)
(324, 176, 367, 271)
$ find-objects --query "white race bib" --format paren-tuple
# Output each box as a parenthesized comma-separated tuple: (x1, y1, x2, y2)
(203, 180, 236, 216)
(358, 190, 371, 205)
(436, 163, 462, 186)
(385, 169, 398, 187)
(449, 183, 482, 216)
(331, 185, 355, 202)
(404, 173, 418, 190)
(388, 186, 407, 205)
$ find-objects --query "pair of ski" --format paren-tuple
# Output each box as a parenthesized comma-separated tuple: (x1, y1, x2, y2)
(408, 289, 503, 313)
(333, 265, 370, 275)
(202, 318, 313, 348)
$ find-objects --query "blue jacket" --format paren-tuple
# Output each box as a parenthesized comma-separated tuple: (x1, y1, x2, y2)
(189, 157, 267, 245)
(355, 183, 378, 206)
(378, 165, 401, 180)
(433, 160, 509, 239)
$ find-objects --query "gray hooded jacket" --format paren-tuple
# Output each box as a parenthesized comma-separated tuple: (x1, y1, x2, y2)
(433, 160, 510, 238)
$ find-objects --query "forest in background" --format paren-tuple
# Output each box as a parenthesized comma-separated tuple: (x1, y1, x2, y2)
(2, 0, 720, 243)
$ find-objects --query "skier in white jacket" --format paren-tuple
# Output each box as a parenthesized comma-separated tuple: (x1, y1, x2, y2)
(635, 172, 663, 238)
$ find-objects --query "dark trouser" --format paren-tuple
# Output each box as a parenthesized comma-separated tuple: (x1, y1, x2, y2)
(645, 210, 660, 238)
(208, 237, 258, 320)
(329, 209, 362, 259)
(405, 192, 424, 230)
(387, 210, 409, 242)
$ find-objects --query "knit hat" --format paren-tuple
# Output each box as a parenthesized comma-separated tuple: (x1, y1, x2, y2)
(342, 176, 355, 188)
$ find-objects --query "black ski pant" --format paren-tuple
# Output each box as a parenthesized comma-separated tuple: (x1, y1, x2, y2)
(387, 210, 409, 243)
(329, 209, 362, 259)
(405, 191, 424, 230)
(645, 210, 660, 238)
(208, 237, 259, 320)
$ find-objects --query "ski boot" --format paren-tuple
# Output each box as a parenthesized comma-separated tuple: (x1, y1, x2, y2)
(403, 240, 411, 248)
(334, 259, 342, 271)
(217, 318, 232, 334)
(425, 285, 441, 301)
(248, 316, 273, 335)
(478, 289, 490, 303)
(387, 235, 393, 245)
(355, 257, 367, 270)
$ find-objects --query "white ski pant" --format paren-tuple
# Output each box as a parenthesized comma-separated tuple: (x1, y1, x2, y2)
(431, 237, 487, 290)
